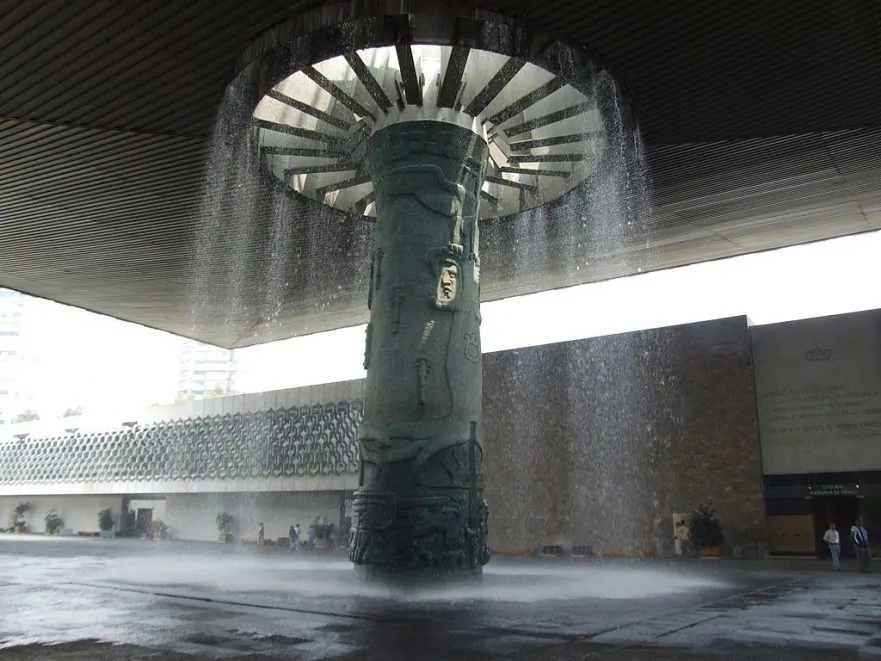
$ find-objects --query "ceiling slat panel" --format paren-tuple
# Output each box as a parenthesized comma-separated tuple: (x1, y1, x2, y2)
(0, 1, 879, 347)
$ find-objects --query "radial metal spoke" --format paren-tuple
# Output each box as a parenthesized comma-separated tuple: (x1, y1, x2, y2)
(304, 67, 376, 122)
(344, 52, 393, 113)
(487, 78, 566, 126)
(266, 90, 351, 130)
(503, 101, 594, 137)
(437, 46, 470, 109)
(486, 175, 538, 192)
(315, 174, 372, 199)
(395, 44, 422, 106)
(353, 191, 375, 216)
(263, 147, 344, 157)
(508, 153, 587, 165)
(500, 166, 570, 178)
(480, 190, 499, 206)
(254, 119, 341, 144)
(464, 58, 525, 117)
(519, 187, 533, 212)
(255, 42, 605, 223)
(284, 163, 359, 177)
(510, 132, 598, 151)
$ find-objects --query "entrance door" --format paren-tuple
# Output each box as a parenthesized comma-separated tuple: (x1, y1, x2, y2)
(135, 508, 153, 536)
(812, 496, 859, 557)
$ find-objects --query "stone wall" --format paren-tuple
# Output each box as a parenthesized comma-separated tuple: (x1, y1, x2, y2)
(0, 317, 766, 555)
(752, 308, 881, 475)
(483, 316, 765, 556)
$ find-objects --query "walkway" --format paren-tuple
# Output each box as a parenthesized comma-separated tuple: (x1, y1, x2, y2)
(1, 535, 879, 660)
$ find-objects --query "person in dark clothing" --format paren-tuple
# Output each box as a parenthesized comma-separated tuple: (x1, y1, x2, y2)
(325, 522, 336, 551)
(851, 518, 871, 573)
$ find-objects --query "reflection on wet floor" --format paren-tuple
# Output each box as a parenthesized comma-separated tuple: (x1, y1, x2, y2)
(3, 537, 881, 660)
(80, 551, 732, 603)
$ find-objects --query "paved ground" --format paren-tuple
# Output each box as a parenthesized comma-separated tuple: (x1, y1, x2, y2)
(1, 535, 880, 660)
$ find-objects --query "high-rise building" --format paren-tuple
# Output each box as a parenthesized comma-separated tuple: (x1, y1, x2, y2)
(0, 289, 27, 426)
(176, 340, 238, 399)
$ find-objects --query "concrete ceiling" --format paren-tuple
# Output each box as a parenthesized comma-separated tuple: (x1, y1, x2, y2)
(1, 0, 879, 348)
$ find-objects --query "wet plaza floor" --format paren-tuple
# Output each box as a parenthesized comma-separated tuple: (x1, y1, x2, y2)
(2, 536, 881, 660)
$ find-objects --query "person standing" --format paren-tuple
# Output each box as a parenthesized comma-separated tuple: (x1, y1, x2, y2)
(257, 521, 265, 546)
(851, 518, 871, 573)
(823, 522, 841, 570)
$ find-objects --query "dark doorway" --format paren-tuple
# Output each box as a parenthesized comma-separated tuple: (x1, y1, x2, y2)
(135, 508, 153, 536)
(813, 496, 859, 557)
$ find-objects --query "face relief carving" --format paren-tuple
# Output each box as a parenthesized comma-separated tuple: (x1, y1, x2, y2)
(439, 262, 458, 302)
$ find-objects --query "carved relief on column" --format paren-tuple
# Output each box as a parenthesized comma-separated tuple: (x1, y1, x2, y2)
(426, 243, 464, 311)
(391, 287, 405, 335)
(464, 332, 480, 363)
(374, 248, 384, 291)
(351, 121, 490, 575)
(363, 323, 372, 370)
(415, 357, 431, 405)
(367, 254, 375, 310)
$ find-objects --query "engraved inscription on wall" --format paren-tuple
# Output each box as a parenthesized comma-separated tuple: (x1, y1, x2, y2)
(763, 384, 881, 439)
(752, 310, 881, 475)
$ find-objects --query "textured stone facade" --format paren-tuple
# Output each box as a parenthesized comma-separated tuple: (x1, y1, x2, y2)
(483, 316, 765, 556)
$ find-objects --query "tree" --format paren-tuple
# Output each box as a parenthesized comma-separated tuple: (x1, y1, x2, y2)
(174, 391, 196, 404)
(208, 385, 230, 398)
(174, 385, 232, 404)
(12, 410, 39, 423)
(62, 406, 83, 418)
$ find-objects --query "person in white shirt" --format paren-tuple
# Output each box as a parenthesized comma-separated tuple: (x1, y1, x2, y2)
(823, 522, 841, 571)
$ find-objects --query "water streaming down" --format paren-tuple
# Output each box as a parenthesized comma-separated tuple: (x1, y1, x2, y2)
(189, 83, 257, 340)
(180, 18, 688, 591)
(186, 79, 374, 534)
(486, 64, 656, 555)
(189, 78, 374, 346)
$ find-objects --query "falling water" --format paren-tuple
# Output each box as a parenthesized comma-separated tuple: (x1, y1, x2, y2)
(187, 33, 658, 559)
(185, 74, 374, 536)
(485, 55, 659, 555)
(189, 75, 374, 346)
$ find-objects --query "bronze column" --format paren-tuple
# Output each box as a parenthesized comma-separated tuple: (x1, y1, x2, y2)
(349, 120, 491, 578)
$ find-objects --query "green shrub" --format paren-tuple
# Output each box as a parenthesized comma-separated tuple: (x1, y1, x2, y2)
(44, 510, 64, 534)
(689, 503, 725, 548)
(98, 508, 114, 531)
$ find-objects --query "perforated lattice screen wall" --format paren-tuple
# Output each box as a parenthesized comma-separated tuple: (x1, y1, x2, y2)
(0, 402, 362, 485)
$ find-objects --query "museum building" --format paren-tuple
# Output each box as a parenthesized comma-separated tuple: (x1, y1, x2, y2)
(1, 308, 879, 558)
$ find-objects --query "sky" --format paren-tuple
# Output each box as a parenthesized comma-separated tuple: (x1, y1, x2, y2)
(8, 228, 881, 418)
(234, 229, 881, 392)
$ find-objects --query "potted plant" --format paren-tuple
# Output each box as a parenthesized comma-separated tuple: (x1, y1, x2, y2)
(98, 507, 115, 538)
(689, 504, 725, 557)
(150, 519, 169, 541)
(44, 510, 63, 535)
(13, 502, 31, 533)
(216, 511, 234, 544)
